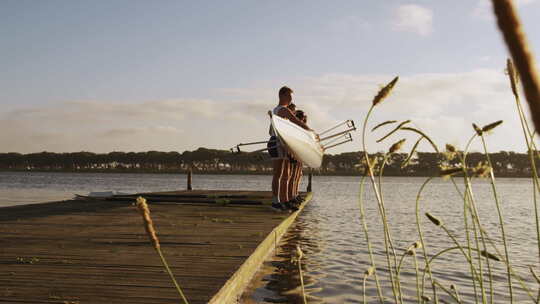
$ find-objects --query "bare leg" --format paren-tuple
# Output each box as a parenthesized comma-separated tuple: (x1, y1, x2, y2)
(279, 158, 291, 203)
(288, 162, 297, 199)
(272, 159, 285, 199)
(296, 164, 303, 196)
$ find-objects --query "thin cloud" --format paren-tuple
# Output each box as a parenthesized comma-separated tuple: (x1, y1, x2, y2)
(0, 69, 535, 154)
(392, 4, 433, 36)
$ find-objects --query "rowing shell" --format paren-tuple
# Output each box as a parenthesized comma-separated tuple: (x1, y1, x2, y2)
(271, 114, 324, 168)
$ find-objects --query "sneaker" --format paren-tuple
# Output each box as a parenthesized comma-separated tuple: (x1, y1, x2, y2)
(292, 196, 303, 204)
(284, 201, 299, 212)
(271, 202, 287, 212)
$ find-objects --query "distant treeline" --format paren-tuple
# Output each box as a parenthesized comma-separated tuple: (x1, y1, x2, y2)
(0, 148, 536, 177)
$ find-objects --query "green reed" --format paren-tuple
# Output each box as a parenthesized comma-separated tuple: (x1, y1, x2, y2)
(359, 175, 385, 303)
(361, 77, 402, 304)
(356, 63, 540, 303)
(293, 245, 308, 304)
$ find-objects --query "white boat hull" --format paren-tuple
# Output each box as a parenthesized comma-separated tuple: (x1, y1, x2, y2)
(271, 115, 324, 168)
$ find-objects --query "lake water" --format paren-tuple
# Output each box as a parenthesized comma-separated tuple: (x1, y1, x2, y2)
(1, 171, 538, 303)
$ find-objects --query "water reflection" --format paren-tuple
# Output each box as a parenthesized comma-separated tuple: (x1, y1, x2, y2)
(244, 176, 538, 303)
(1, 172, 538, 303)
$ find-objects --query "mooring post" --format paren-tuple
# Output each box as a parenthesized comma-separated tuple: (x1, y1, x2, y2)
(187, 168, 193, 191)
(307, 171, 312, 192)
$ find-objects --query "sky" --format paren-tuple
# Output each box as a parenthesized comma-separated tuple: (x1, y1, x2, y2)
(1, 0, 540, 154)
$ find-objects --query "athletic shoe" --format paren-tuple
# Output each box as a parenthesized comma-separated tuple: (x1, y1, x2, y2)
(284, 201, 299, 212)
(292, 196, 303, 204)
(271, 202, 287, 212)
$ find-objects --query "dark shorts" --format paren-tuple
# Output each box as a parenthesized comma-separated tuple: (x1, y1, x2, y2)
(268, 136, 286, 159)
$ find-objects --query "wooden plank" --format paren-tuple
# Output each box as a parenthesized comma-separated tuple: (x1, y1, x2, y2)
(0, 190, 311, 304)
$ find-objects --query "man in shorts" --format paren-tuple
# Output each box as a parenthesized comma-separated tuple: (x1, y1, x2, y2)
(268, 86, 311, 211)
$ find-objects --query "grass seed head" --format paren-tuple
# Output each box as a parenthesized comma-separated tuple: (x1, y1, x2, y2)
(296, 245, 304, 260)
(473, 161, 492, 178)
(507, 59, 520, 98)
(364, 266, 375, 277)
(389, 139, 406, 153)
(445, 144, 456, 153)
(481, 250, 501, 261)
(482, 120, 503, 133)
(421, 295, 431, 302)
(425, 212, 443, 226)
(406, 241, 422, 254)
(473, 123, 483, 136)
(372, 76, 399, 106)
(136, 196, 160, 250)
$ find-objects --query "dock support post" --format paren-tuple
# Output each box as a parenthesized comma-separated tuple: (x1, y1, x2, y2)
(307, 172, 312, 192)
(187, 168, 193, 191)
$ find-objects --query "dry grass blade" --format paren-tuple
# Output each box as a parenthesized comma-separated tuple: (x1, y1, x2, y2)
(401, 136, 423, 168)
(507, 59, 520, 99)
(492, 0, 540, 134)
(372, 76, 399, 106)
(400, 127, 439, 153)
(376, 120, 411, 143)
(371, 120, 398, 132)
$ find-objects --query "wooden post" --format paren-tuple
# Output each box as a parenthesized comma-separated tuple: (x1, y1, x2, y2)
(187, 168, 193, 191)
(307, 172, 312, 192)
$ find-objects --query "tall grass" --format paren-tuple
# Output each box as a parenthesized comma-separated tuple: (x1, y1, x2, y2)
(357, 60, 540, 303)
(135, 197, 190, 304)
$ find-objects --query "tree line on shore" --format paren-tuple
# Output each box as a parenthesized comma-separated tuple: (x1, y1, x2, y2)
(0, 148, 536, 176)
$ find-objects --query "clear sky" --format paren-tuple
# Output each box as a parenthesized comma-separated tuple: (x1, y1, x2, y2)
(2, 0, 540, 154)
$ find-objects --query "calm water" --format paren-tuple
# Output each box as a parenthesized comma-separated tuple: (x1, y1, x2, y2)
(1, 172, 538, 303)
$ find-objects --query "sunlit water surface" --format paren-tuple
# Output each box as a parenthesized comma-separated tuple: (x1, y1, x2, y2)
(1, 172, 537, 303)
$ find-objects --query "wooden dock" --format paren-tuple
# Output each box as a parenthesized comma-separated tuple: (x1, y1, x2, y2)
(0, 190, 312, 304)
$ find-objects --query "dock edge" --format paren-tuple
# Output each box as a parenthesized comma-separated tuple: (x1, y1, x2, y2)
(207, 192, 313, 304)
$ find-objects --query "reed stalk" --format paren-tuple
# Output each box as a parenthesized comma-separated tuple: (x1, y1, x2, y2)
(363, 267, 376, 304)
(479, 133, 514, 302)
(462, 162, 492, 304)
(135, 197, 189, 304)
(508, 59, 540, 294)
(379, 151, 406, 302)
(358, 175, 385, 303)
(433, 281, 463, 304)
(362, 102, 402, 303)
(415, 177, 439, 300)
(295, 245, 308, 304)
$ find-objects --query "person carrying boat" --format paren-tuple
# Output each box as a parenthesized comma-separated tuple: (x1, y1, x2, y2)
(289, 109, 307, 206)
(268, 86, 310, 211)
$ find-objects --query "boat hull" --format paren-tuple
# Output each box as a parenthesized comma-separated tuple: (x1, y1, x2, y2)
(271, 115, 323, 168)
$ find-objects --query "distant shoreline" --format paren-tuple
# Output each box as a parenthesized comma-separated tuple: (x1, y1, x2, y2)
(0, 169, 533, 178)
